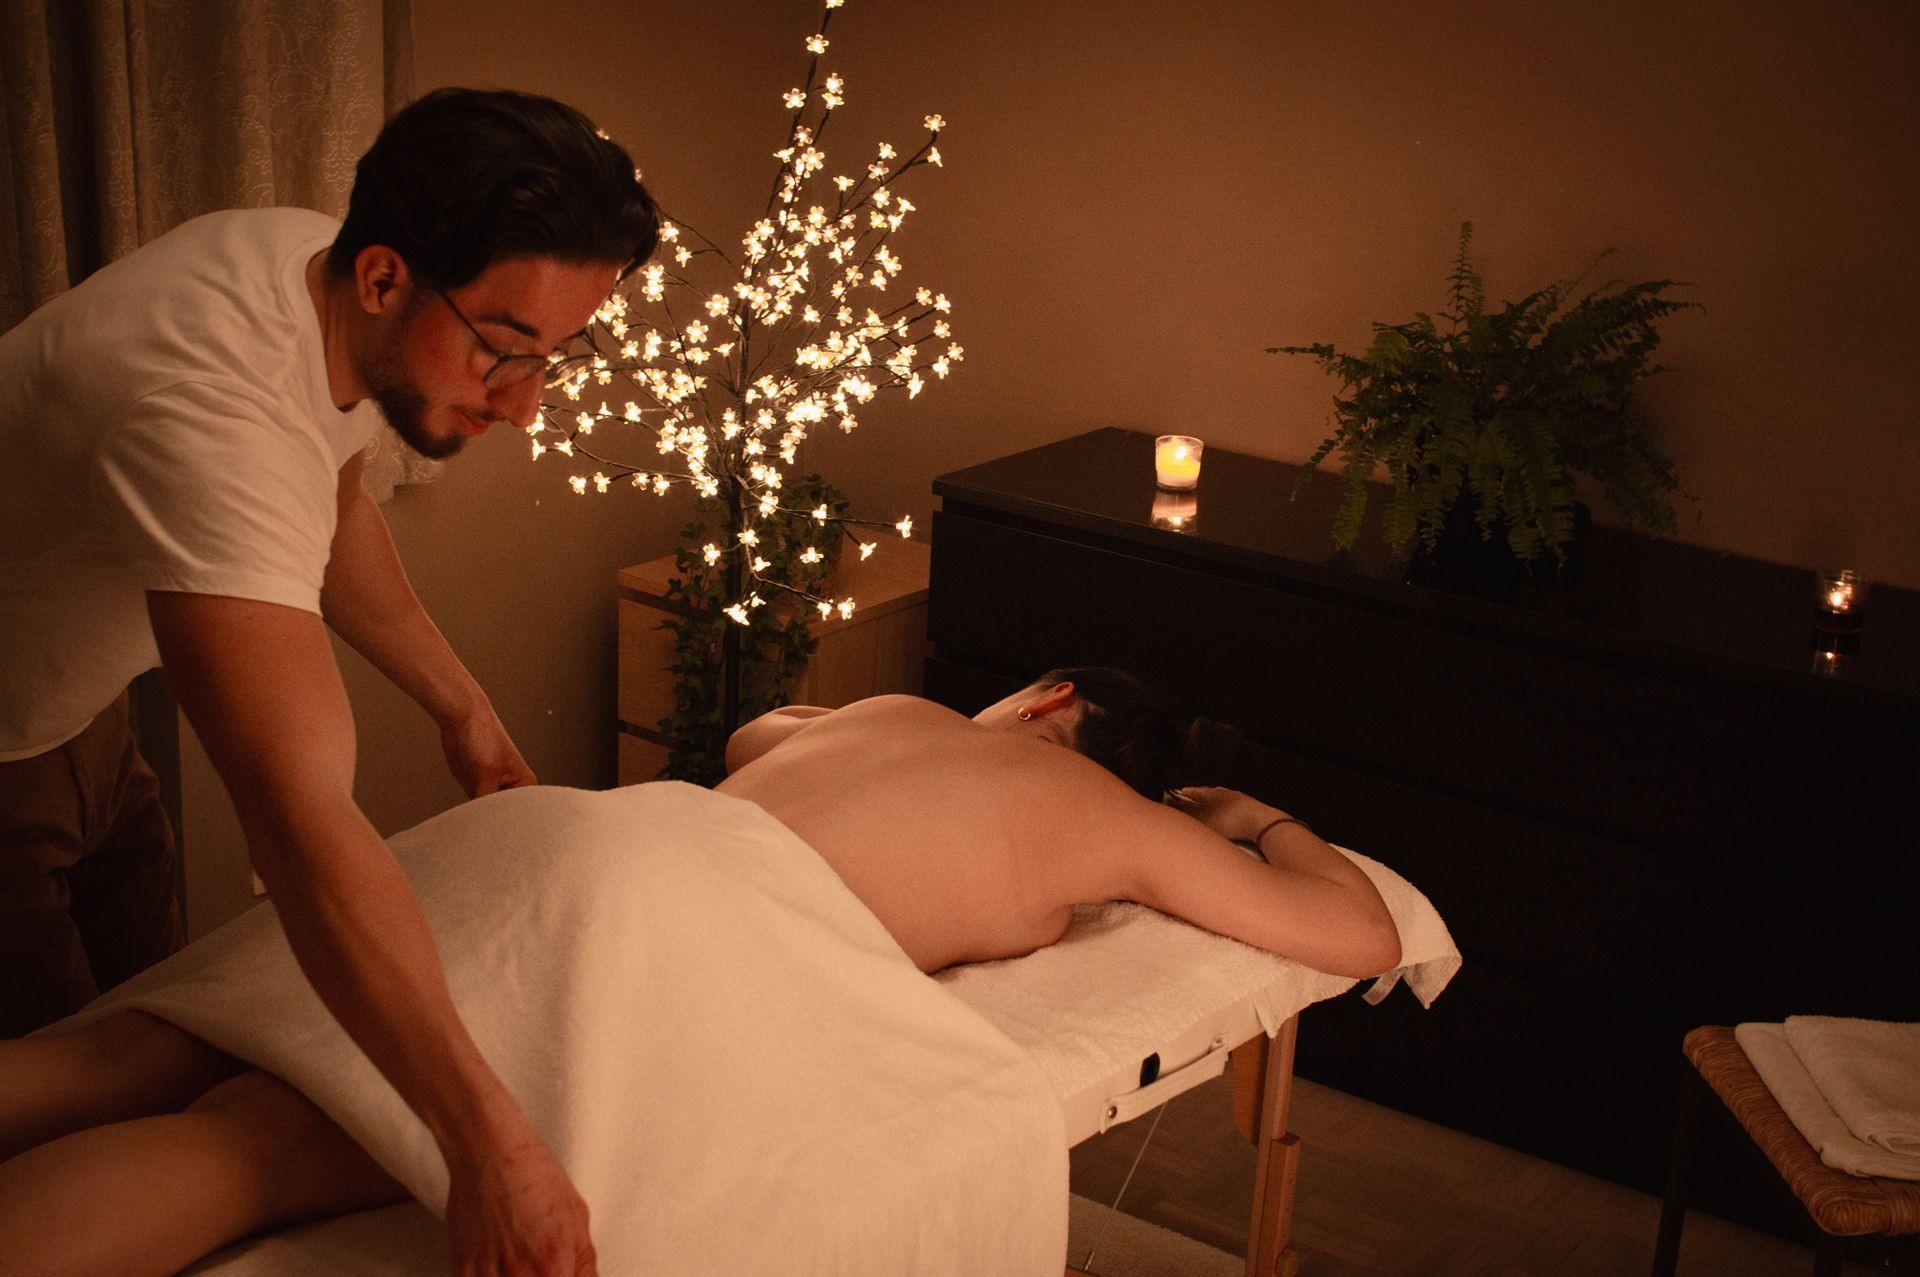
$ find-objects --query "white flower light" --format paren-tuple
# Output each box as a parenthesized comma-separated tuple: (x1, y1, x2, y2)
(536, 23, 958, 630)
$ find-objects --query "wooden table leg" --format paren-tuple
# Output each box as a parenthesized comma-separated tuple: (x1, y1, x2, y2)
(1243, 1015, 1304, 1277)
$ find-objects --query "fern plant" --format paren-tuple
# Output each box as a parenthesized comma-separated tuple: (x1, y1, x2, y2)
(1273, 224, 1697, 567)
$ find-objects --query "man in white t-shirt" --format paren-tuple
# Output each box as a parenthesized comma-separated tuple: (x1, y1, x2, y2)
(0, 88, 656, 1275)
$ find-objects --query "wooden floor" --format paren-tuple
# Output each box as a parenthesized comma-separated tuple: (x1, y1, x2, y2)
(1068, 1073, 1885, 1276)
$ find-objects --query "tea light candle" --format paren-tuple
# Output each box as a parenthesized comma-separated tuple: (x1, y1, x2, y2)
(1813, 569, 1869, 634)
(1820, 571, 1860, 614)
(1154, 435, 1204, 490)
(1151, 490, 1199, 533)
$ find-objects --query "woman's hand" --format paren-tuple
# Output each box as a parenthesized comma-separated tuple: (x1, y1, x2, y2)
(1164, 786, 1279, 845)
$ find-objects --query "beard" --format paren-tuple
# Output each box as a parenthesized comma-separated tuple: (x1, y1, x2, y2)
(361, 302, 469, 461)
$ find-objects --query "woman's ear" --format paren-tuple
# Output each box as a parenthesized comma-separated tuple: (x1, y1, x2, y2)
(1021, 681, 1076, 719)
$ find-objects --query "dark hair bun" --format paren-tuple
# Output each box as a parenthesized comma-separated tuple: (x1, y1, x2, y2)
(1039, 665, 1240, 798)
(1170, 715, 1241, 789)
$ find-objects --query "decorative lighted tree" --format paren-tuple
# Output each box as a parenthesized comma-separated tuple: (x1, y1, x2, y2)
(535, 0, 960, 779)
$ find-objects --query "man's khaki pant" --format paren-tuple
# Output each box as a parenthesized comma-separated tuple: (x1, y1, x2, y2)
(0, 694, 182, 1036)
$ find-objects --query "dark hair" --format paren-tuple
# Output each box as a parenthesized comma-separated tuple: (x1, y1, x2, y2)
(1040, 666, 1238, 799)
(328, 88, 659, 289)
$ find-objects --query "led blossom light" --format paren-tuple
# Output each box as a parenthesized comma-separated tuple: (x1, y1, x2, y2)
(534, 0, 954, 626)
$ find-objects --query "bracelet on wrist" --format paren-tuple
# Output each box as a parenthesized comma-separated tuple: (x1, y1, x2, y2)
(1252, 815, 1311, 849)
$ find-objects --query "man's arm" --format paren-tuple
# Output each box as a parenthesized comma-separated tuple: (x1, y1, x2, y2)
(321, 454, 532, 796)
(147, 591, 594, 1274)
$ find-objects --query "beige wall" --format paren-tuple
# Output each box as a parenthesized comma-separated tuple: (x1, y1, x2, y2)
(417, 0, 1920, 583)
(191, 0, 1920, 930)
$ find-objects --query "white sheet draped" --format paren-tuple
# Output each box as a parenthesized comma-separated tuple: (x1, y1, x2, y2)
(74, 782, 1068, 1276)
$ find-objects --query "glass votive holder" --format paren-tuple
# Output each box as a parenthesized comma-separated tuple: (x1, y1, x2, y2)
(1151, 490, 1199, 533)
(1154, 435, 1204, 490)
(1812, 569, 1869, 634)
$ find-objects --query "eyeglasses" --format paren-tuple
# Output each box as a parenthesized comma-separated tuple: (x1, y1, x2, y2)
(430, 285, 576, 391)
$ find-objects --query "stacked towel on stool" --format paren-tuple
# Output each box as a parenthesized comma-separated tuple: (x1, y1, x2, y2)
(1736, 1017, 1920, 1181)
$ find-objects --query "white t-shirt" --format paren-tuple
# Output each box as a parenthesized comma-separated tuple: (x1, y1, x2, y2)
(0, 208, 382, 760)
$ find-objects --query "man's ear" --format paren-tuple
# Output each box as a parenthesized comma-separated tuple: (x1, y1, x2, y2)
(353, 245, 409, 316)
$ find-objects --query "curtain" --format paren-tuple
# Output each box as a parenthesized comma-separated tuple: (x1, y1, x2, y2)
(0, 0, 434, 497)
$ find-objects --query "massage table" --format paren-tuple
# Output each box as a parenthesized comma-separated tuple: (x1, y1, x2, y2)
(168, 828, 1458, 1277)
(938, 847, 1459, 1277)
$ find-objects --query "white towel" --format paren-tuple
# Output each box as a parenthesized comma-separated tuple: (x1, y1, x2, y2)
(935, 844, 1460, 1103)
(1783, 1016, 1920, 1157)
(73, 783, 1068, 1277)
(1337, 845, 1461, 1010)
(1738, 1022, 1920, 1181)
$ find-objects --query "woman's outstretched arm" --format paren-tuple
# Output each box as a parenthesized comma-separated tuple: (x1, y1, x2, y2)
(1108, 784, 1401, 979)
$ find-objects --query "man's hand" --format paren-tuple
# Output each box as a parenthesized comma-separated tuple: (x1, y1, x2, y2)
(440, 701, 537, 798)
(149, 591, 588, 1265)
(446, 1120, 597, 1277)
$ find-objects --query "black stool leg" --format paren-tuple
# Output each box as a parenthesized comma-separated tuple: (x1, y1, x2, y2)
(1653, 1063, 1705, 1276)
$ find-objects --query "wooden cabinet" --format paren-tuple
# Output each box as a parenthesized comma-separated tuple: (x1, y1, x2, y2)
(616, 541, 931, 784)
(925, 428, 1920, 1219)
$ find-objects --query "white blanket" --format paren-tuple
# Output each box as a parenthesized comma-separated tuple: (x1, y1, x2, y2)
(76, 782, 1068, 1276)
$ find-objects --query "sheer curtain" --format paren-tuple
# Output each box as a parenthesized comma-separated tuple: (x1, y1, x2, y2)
(0, 0, 432, 498)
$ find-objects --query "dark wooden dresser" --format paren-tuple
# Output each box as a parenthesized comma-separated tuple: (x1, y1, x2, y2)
(925, 427, 1920, 1216)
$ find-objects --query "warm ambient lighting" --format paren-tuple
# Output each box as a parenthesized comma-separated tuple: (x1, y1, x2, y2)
(1155, 435, 1204, 490)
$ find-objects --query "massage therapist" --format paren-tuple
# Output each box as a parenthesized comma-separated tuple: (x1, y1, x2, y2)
(0, 88, 657, 1275)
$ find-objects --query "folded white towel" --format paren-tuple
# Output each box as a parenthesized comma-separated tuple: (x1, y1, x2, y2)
(1782, 1016, 1920, 1157)
(1339, 845, 1461, 1010)
(1737, 1022, 1920, 1181)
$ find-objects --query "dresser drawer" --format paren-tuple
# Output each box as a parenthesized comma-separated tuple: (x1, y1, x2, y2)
(930, 510, 1914, 897)
(1222, 741, 1919, 1026)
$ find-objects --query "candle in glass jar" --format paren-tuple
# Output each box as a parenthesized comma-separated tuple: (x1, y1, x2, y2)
(1155, 435, 1204, 490)
(1812, 569, 1869, 637)
(1815, 569, 1868, 615)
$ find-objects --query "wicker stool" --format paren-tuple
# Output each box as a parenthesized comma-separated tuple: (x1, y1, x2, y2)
(1652, 1025, 1920, 1276)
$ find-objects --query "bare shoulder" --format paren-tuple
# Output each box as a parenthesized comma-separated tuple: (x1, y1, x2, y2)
(826, 694, 971, 725)
(722, 694, 968, 778)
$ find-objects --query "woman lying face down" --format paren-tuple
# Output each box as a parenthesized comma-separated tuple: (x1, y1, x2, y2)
(718, 668, 1399, 977)
(0, 670, 1398, 1276)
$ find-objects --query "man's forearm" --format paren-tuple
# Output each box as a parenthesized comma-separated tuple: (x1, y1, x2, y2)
(322, 480, 482, 728)
(241, 784, 525, 1162)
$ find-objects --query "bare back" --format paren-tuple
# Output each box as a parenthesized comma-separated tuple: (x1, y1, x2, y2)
(715, 696, 1137, 971)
